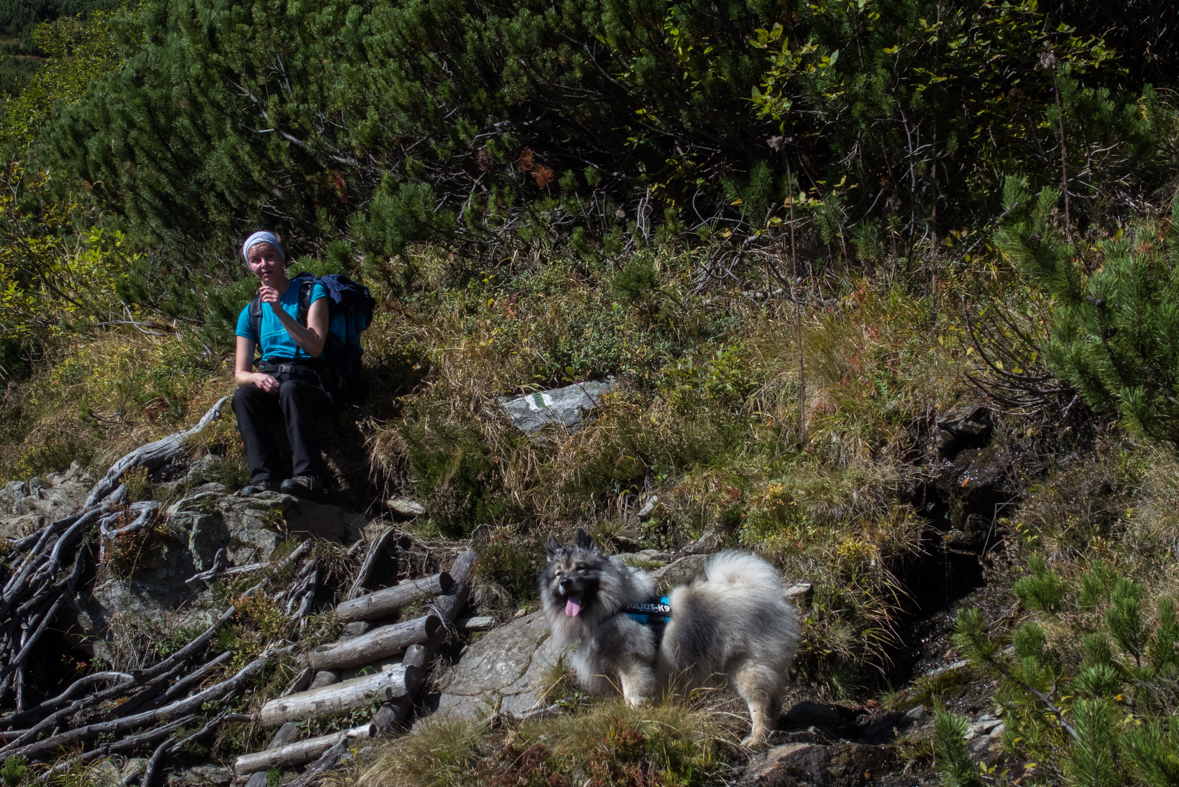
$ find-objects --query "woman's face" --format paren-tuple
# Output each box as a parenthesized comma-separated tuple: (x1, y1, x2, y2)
(246, 243, 284, 284)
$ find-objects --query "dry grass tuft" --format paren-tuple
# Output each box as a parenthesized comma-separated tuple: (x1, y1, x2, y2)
(0, 326, 234, 482)
(357, 699, 733, 787)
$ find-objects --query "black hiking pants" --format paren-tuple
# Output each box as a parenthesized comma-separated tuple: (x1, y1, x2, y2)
(233, 372, 330, 485)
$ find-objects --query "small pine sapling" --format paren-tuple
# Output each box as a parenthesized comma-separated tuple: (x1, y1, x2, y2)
(1071, 664, 1120, 699)
(952, 607, 999, 665)
(1013, 553, 1066, 614)
(1146, 597, 1179, 674)
(1107, 578, 1149, 667)
(1080, 633, 1115, 670)
(0, 757, 26, 787)
(1077, 561, 1117, 610)
(933, 712, 980, 787)
(1012, 622, 1054, 692)
(1066, 699, 1118, 787)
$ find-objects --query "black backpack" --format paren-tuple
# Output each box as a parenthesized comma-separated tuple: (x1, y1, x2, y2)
(249, 272, 376, 397)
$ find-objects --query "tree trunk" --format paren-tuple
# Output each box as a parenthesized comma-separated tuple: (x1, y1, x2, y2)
(258, 664, 419, 727)
(235, 724, 374, 774)
(335, 573, 453, 622)
(308, 615, 440, 672)
(244, 722, 302, 787)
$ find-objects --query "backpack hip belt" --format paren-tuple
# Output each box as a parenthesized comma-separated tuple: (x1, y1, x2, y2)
(260, 359, 330, 388)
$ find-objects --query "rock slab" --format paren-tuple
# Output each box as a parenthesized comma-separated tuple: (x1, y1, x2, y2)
(500, 379, 615, 434)
(0, 462, 92, 541)
(433, 611, 568, 720)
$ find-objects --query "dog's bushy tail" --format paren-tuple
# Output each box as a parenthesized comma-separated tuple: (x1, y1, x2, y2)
(704, 551, 784, 591)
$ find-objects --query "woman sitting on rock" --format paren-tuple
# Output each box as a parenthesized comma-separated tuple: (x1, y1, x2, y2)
(232, 231, 330, 498)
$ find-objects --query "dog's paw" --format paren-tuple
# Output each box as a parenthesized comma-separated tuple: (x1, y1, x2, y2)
(739, 732, 769, 749)
(623, 694, 649, 708)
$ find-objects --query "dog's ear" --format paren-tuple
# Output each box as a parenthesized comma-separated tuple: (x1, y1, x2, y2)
(546, 534, 562, 559)
(575, 528, 595, 551)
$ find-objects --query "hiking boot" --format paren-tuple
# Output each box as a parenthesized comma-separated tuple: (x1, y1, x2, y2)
(236, 480, 280, 497)
(280, 475, 321, 498)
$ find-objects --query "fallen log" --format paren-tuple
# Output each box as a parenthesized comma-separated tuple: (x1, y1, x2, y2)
(341, 621, 371, 638)
(259, 664, 419, 727)
(308, 615, 440, 672)
(283, 668, 313, 696)
(288, 549, 479, 782)
(388, 550, 477, 731)
(431, 549, 477, 628)
(372, 644, 428, 734)
(457, 616, 495, 631)
(235, 724, 375, 774)
(282, 728, 366, 787)
(335, 572, 452, 622)
(347, 528, 400, 600)
(4, 645, 289, 760)
(244, 722, 301, 787)
(307, 669, 340, 691)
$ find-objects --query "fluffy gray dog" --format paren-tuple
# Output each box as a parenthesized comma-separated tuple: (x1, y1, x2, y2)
(540, 528, 799, 745)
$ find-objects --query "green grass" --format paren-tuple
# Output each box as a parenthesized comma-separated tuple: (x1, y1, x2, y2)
(352, 246, 972, 694)
(0, 239, 980, 694)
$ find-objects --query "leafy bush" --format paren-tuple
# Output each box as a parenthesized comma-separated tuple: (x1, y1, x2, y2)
(36, 0, 1173, 327)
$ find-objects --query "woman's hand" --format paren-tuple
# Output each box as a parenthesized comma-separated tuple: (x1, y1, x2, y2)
(258, 285, 281, 306)
(250, 371, 280, 394)
(235, 336, 279, 394)
(267, 292, 328, 358)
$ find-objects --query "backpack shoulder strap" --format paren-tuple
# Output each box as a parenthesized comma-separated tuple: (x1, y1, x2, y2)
(288, 272, 319, 325)
(248, 295, 262, 351)
(297, 278, 316, 325)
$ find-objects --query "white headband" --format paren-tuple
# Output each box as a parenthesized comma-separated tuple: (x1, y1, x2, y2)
(241, 231, 286, 264)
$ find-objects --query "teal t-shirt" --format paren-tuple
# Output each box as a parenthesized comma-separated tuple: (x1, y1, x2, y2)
(235, 281, 328, 361)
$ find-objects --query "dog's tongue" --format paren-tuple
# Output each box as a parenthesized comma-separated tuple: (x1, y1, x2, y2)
(565, 594, 583, 617)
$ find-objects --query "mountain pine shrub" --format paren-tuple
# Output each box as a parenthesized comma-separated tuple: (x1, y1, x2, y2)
(953, 555, 1179, 786)
(997, 179, 1179, 446)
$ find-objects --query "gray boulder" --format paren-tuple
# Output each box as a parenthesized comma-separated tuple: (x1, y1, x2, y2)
(433, 611, 568, 720)
(500, 379, 615, 434)
(0, 461, 92, 541)
(66, 487, 367, 659)
(167, 488, 366, 568)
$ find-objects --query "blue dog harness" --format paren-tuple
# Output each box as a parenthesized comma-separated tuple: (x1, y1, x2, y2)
(621, 596, 671, 626)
